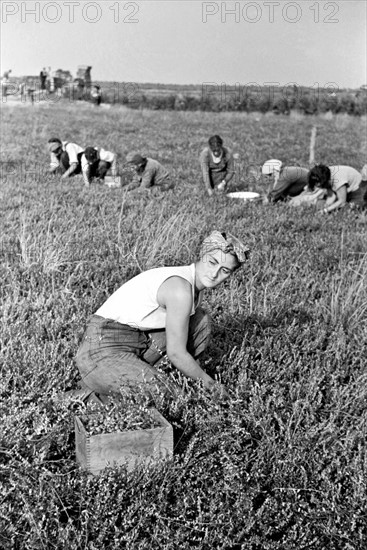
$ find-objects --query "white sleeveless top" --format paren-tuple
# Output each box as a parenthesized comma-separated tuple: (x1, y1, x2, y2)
(95, 264, 202, 330)
(329, 166, 362, 194)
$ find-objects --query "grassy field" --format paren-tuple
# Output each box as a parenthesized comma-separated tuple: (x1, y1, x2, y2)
(1, 102, 367, 549)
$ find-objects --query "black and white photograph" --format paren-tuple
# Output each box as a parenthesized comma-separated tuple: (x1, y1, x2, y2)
(1, 1, 367, 548)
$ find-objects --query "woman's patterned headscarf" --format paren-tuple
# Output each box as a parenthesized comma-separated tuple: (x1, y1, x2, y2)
(200, 231, 250, 264)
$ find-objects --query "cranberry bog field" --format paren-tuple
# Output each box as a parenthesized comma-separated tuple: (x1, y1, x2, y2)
(1, 102, 367, 549)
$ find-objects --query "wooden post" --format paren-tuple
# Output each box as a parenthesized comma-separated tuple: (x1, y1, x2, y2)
(309, 125, 317, 165)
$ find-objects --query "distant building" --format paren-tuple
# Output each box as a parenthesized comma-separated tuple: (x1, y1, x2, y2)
(76, 66, 92, 88)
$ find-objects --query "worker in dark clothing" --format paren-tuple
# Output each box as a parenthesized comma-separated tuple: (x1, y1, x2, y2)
(262, 159, 309, 202)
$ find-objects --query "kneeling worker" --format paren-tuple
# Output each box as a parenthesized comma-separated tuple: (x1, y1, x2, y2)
(200, 135, 235, 197)
(76, 231, 249, 400)
(48, 138, 84, 179)
(125, 152, 173, 191)
(308, 164, 367, 212)
(262, 159, 310, 202)
(81, 146, 117, 186)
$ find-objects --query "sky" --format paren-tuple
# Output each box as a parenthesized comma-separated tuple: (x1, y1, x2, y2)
(1, 0, 366, 89)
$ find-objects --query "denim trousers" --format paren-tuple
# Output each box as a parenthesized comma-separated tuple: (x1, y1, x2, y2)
(76, 308, 211, 397)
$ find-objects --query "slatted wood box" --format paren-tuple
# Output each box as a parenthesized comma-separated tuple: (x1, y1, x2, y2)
(104, 175, 122, 188)
(75, 397, 173, 475)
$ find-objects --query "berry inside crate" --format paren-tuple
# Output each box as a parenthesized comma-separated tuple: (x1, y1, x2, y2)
(75, 393, 173, 475)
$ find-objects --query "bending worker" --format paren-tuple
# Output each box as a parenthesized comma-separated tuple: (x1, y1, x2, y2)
(308, 164, 367, 212)
(81, 146, 117, 186)
(262, 159, 310, 202)
(125, 152, 173, 191)
(200, 135, 235, 197)
(76, 231, 250, 400)
(48, 138, 84, 179)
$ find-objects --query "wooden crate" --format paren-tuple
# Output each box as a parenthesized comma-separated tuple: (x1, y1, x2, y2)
(104, 175, 121, 188)
(75, 406, 173, 475)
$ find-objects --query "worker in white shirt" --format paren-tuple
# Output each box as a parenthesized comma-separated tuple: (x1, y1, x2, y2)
(308, 164, 367, 212)
(81, 147, 117, 186)
(90, 85, 102, 106)
(48, 138, 84, 179)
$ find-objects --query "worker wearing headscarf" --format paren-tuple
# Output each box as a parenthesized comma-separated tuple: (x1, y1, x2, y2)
(75, 231, 250, 401)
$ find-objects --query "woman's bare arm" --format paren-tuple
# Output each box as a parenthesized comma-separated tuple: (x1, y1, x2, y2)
(157, 277, 216, 388)
(325, 185, 347, 212)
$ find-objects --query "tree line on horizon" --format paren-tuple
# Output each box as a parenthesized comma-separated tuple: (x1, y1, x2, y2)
(95, 82, 367, 115)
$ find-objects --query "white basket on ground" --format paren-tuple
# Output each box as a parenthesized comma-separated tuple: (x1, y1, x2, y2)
(104, 176, 122, 188)
(227, 191, 261, 202)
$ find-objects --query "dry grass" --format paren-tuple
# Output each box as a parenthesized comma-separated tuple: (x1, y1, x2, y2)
(0, 104, 366, 549)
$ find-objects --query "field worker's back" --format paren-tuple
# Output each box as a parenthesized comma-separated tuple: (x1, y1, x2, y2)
(278, 167, 309, 195)
(95, 264, 202, 330)
(139, 158, 170, 188)
(329, 166, 362, 194)
(81, 147, 117, 172)
(49, 141, 84, 171)
(269, 166, 309, 201)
